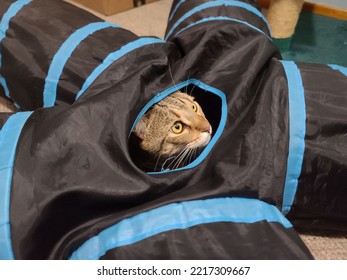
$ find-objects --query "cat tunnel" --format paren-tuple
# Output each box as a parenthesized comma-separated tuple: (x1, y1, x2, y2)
(0, 0, 346, 259)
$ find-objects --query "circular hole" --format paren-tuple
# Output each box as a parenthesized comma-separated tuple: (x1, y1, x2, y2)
(129, 82, 223, 173)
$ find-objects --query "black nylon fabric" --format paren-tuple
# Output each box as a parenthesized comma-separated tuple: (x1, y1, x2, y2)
(1, 0, 97, 109)
(0, 0, 345, 260)
(165, 1, 270, 40)
(0, 0, 142, 110)
(101, 221, 313, 260)
(0, 0, 12, 20)
(0, 112, 13, 129)
(56, 27, 140, 106)
(287, 63, 347, 230)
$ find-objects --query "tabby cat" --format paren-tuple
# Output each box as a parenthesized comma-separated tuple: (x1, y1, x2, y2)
(130, 91, 212, 172)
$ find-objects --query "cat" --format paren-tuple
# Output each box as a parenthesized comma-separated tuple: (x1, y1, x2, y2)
(130, 91, 212, 172)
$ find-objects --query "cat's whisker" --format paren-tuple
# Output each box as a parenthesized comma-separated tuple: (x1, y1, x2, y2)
(174, 148, 190, 169)
(189, 83, 197, 96)
(162, 142, 206, 171)
(165, 155, 178, 170)
(165, 147, 188, 170)
(180, 148, 192, 167)
(154, 153, 163, 172)
(185, 72, 192, 94)
(132, 91, 211, 172)
(161, 155, 177, 171)
(171, 147, 190, 170)
(168, 64, 179, 93)
(193, 148, 197, 161)
(183, 149, 189, 166)
(188, 147, 196, 164)
(185, 148, 194, 166)
(173, 148, 190, 170)
(182, 149, 191, 167)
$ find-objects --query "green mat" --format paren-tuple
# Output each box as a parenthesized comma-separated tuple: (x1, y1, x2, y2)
(275, 11, 347, 67)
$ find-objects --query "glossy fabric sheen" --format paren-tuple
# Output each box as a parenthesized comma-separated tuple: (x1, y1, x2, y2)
(43, 22, 120, 107)
(287, 63, 347, 230)
(101, 221, 312, 260)
(75, 37, 165, 100)
(165, 0, 270, 41)
(164, 0, 269, 40)
(0, 0, 32, 97)
(174, 16, 272, 41)
(0, 111, 32, 259)
(280, 61, 306, 214)
(0, 0, 345, 260)
(1, 0, 105, 109)
(70, 198, 293, 260)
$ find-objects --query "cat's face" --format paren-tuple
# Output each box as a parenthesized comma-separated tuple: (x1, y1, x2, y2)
(133, 91, 212, 160)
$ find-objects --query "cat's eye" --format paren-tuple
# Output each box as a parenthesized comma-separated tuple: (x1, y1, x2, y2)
(192, 103, 198, 112)
(172, 121, 184, 134)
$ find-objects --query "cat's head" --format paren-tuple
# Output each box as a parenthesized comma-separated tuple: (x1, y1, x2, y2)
(132, 91, 212, 164)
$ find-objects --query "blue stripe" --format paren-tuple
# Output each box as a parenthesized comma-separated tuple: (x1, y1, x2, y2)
(43, 22, 119, 107)
(0, 0, 32, 98)
(174, 16, 272, 41)
(69, 197, 292, 260)
(0, 76, 9, 97)
(328, 64, 347, 77)
(280, 61, 306, 215)
(169, 0, 260, 22)
(168, 0, 186, 21)
(0, 111, 33, 260)
(75, 37, 165, 100)
(165, 0, 269, 40)
(130, 79, 227, 174)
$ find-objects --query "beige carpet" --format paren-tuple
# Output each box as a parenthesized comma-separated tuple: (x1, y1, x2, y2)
(1, 0, 346, 260)
(0, 95, 16, 112)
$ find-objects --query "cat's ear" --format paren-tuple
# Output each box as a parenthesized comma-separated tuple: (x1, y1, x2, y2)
(132, 116, 149, 140)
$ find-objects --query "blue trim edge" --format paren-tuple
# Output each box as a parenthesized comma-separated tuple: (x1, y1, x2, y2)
(165, 0, 269, 40)
(169, 0, 261, 22)
(280, 61, 306, 215)
(130, 79, 227, 175)
(0, 0, 32, 98)
(0, 76, 9, 97)
(328, 64, 347, 77)
(69, 197, 292, 260)
(75, 37, 165, 100)
(43, 22, 120, 107)
(0, 111, 33, 260)
(174, 16, 272, 41)
(168, 0, 186, 21)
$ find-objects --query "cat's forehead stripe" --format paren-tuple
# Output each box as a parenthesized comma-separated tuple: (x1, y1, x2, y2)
(177, 93, 194, 102)
(169, 95, 194, 108)
(168, 108, 181, 118)
(178, 97, 194, 105)
(174, 97, 187, 105)
(160, 96, 190, 109)
(155, 103, 181, 117)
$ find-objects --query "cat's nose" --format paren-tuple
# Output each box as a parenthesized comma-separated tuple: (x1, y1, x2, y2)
(202, 124, 212, 134)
